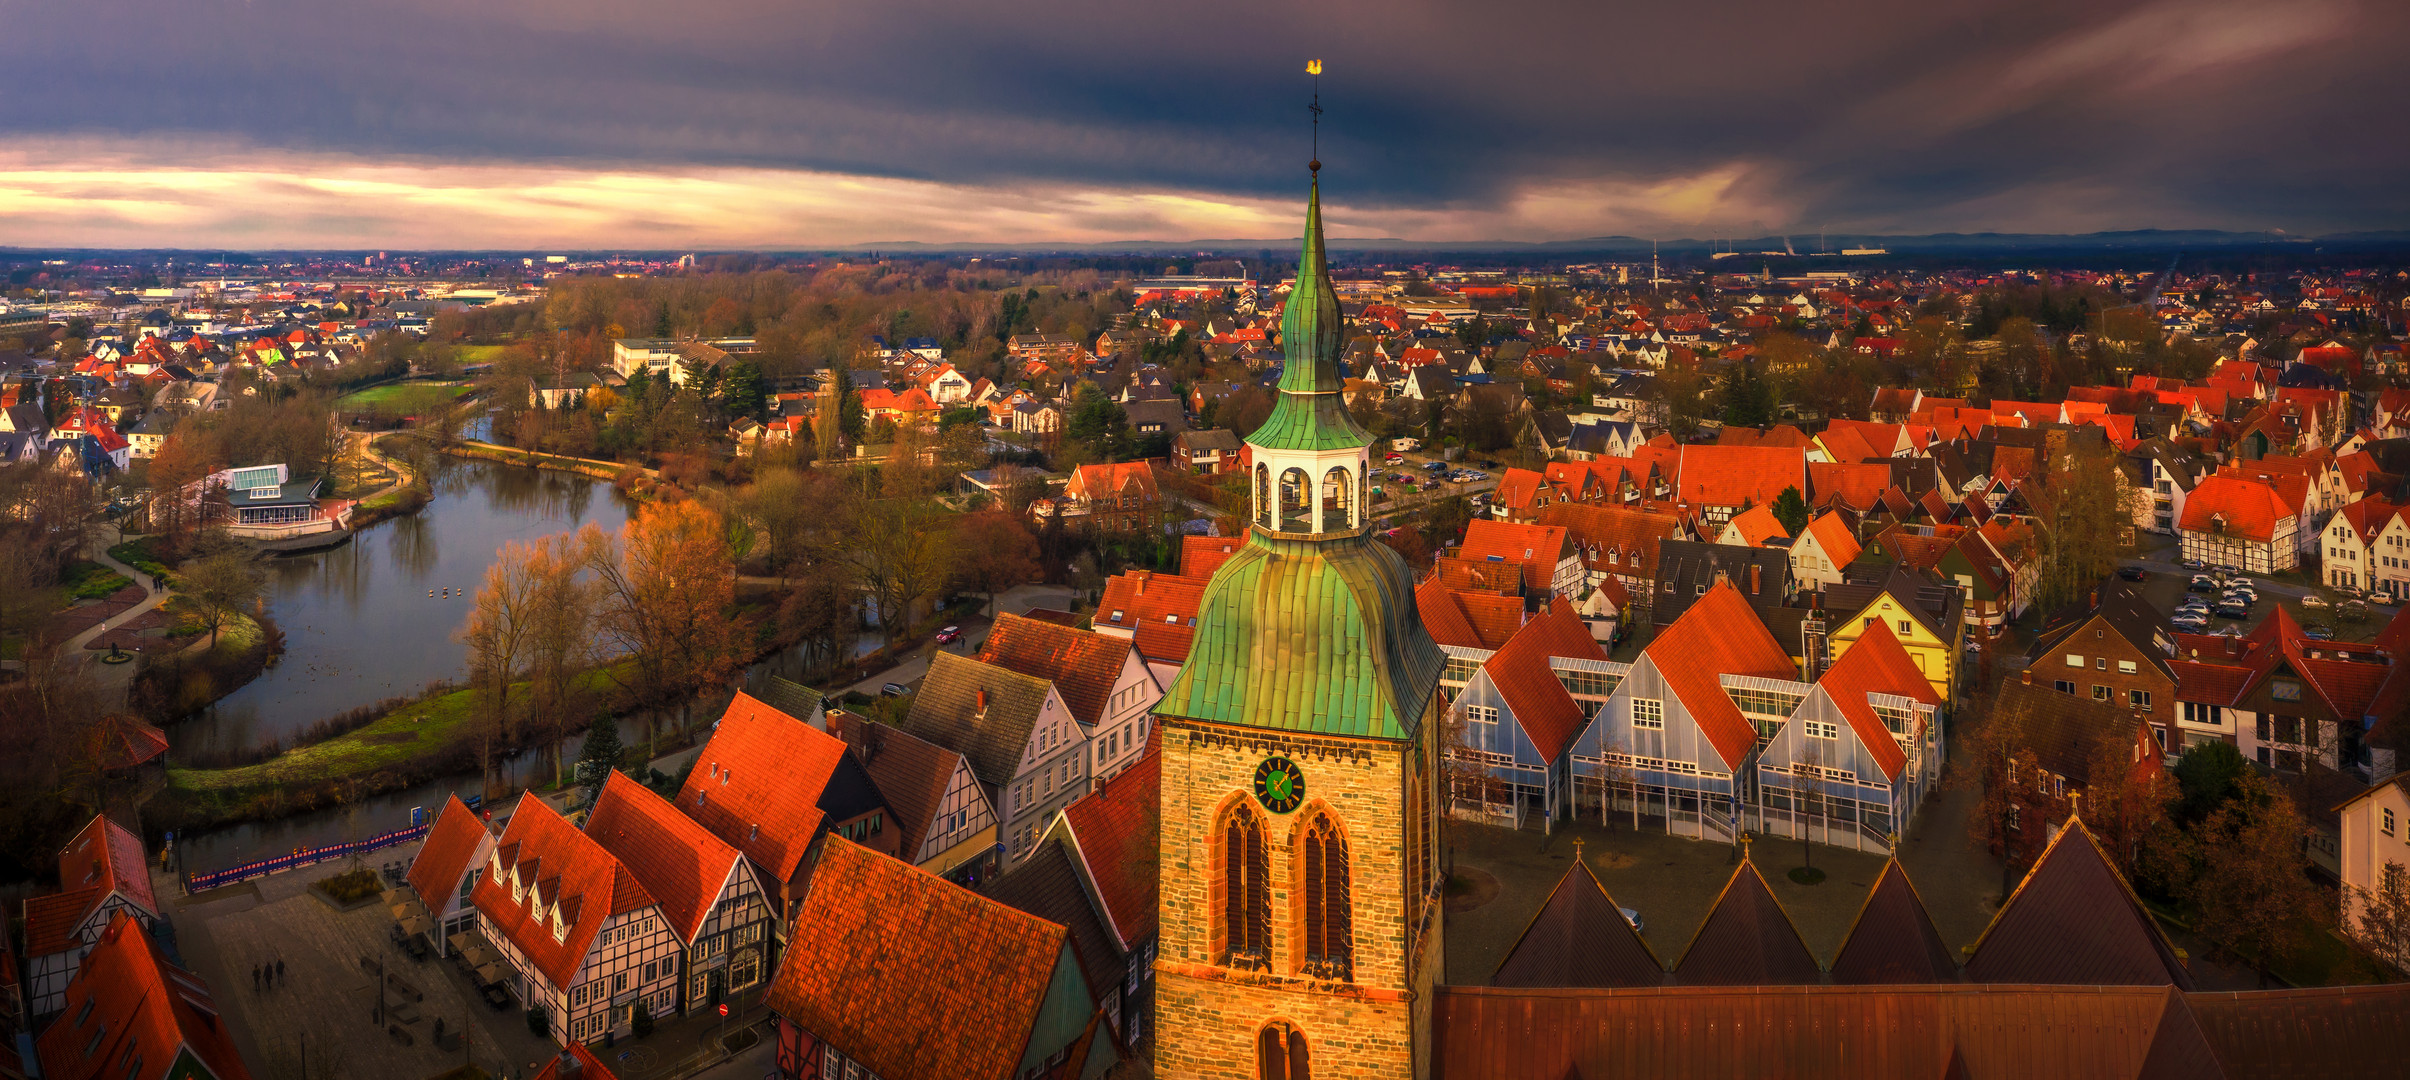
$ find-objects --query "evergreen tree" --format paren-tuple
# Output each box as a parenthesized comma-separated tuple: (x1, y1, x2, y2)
(1770, 485, 1809, 536)
(576, 716, 623, 806)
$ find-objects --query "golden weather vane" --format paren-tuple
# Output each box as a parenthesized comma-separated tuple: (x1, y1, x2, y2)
(1307, 59, 1323, 173)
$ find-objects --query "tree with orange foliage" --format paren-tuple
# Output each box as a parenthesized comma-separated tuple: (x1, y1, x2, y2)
(582, 500, 747, 754)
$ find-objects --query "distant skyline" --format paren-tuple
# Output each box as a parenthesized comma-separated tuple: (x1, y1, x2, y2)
(4, 0, 2406, 249)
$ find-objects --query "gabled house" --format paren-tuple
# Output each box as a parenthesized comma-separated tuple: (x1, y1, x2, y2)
(586, 772, 777, 1014)
(979, 613, 1163, 785)
(679, 692, 891, 937)
(2179, 474, 2300, 573)
(900, 651, 1089, 864)
(1755, 624, 1943, 853)
(1824, 563, 1966, 705)
(1570, 582, 1798, 843)
(1788, 509, 1862, 589)
(472, 795, 680, 1047)
(1054, 462, 1163, 533)
(34, 914, 250, 1080)
(22, 815, 160, 1020)
(2320, 498, 2406, 594)
(1448, 604, 1619, 830)
(829, 716, 1000, 887)
(767, 838, 1110, 1080)
(1055, 749, 1161, 1048)
(405, 793, 497, 958)
(2029, 583, 2179, 750)
(1459, 519, 1585, 599)
(1172, 428, 1241, 475)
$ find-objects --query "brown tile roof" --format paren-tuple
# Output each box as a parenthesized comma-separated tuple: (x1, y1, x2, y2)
(1481, 603, 1607, 765)
(1537, 502, 1685, 579)
(471, 795, 656, 991)
(1987, 676, 2152, 787)
(830, 716, 964, 866)
(1434, 983, 2236, 1080)
(2187, 983, 2410, 1078)
(96, 715, 168, 772)
(978, 613, 1134, 728)
(36, 914, 252, 1080)
(1672, 857, 1821, 986)
(407, 794, 489, 912)
(766, 838, 1071, 1080)
(680, 691, 850, 888)
(1965, 819, 2192, 989)
(1642, 582, 1800, 770)
(986, 837, 1126, 1019)
(1828, 859, 1958, 984)
(1061, 748, 1160, 949)
(899, 651, 1055, 787)
(1490, 857, 1663, 988)
(586, 771, 746, 944)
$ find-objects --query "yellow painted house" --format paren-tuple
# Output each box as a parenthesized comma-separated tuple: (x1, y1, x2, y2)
(1822, 565, 1965, 704)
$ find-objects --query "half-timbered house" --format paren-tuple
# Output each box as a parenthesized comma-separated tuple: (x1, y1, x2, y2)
(587, 772, 777, 1014)
(22, 815, 159, 1020)
(473, 795, 681, 1047)
(406, 794, 496, 957)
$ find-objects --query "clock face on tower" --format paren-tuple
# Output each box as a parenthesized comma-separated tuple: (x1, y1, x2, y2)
(1253, 755, 1306, 814)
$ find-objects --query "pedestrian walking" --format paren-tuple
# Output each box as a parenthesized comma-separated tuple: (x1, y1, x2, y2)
(251, 964, 260, 991)
(276, 959, 286, 986)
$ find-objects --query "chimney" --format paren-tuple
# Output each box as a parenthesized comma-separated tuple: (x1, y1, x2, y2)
(556, 1050, 582, 1077)
(976, 688, 990, 715)
(2090, 589, 2098, 608)
(1749, 564, 1762, 596)
(2020, 667, 2032, 685)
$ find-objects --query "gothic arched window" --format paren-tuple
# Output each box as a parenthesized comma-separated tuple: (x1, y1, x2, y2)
(1298, 812, 1352, 981)
(1257, 1022, 1310, 1080)
(1320, 466, 1353, 531)
(1278, 468, 1312, 532)
(1217, 801, 1271, 969)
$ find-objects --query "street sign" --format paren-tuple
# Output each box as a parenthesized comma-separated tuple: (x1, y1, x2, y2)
(718, 1004, 729, 1017)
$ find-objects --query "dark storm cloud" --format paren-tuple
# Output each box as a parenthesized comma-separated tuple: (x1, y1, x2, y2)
(5, 0, 2407, 238)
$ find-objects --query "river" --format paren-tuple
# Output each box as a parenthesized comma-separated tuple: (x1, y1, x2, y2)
(165, 451, 636, 761)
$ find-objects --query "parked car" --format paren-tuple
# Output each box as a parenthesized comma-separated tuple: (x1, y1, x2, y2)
(2117, 566, 2148, 581)
(1450, 473, 1475, 484)
(2301, 594, 2330, 608)
(1384, 453, 1406, 465)
(880, 682, 911, 697)
(2304, 626, 2337, 640)
(2367, 591, 2398, 606)
(2212, 563, 2242, 577)
(934, 625, 961, 644)
(2188, 575, 2219, 593)
(1425, 461, 1449, 473)
(2214, 601, 2251, 619)
(2180, 558, 2208, 571)
(2171, 617, 2209, 633)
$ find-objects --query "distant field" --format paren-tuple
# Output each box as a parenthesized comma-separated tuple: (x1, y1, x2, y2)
(337, 382, 469, 409)
(454, 344, 507, 363)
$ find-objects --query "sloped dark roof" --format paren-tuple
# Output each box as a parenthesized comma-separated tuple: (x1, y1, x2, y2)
(987, 837, 1126, 1016)
(1965, 820, 2193, 990)
(755, 675, 825, 724)
(1828, 859, 1958, 985)
(1490, 857, 1664, 989)
(2187, 984, 2410, 1079)
(1672, 858, 1820, 986)
(898, 651, 1054, 787)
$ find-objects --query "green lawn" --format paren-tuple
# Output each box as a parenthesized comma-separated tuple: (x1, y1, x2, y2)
(454, 344, 507, 363)
(337, 381, 469, 410)
(167, 660, 634, 796)
(61, 560, 133, 600)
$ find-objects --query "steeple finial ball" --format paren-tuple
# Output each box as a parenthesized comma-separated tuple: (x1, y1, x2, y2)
(1310, 159, 1321, 174)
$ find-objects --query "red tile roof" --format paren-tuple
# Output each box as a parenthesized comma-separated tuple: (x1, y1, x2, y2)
(1538, 502, 1686, 579)
(1493, 467, 1546, 516)
(407, 794, 489, 913)
(1480, 604, 1608, 764)
(22, 887, 104, 959)
(1415, 577, 1488, 650)
(37, 913, 251, 1080)
(1677, 445, 1805, 511)
(1720, 504, 1786, 546)
(28, 815, 156, 957)
(1178, 534, 1242, 578)
(1800, 510, 1862, 567)
(1095, 570, 1205, 662)
(532, 1043, 619, 1080)
(766, 839, 1072, 1080)
(1807, 462, 1890, 511)
(1061, 748, 1160, 950)
(978, 613, 1134, 728)
(1643, 582, 1800, 770)
(96, 715, 169, 772)
(586, 771, 746, 944)
(1815, 623, 1936, 781)
(1461, 519, 1570, 592)
(471, 795, 657, 991)
(680, 692, 850, 888)
(2179, 475, 2291, 543)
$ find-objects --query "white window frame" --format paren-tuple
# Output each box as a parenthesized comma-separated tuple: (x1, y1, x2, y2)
(1631, 698, 1664, 729)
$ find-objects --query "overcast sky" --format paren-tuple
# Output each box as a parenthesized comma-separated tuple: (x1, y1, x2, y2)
(2, 0, 2405, 249)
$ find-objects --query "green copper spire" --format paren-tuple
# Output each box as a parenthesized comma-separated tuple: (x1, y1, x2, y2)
(1251, 176, 1370, 452)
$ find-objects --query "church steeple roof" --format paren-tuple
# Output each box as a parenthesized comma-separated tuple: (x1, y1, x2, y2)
(1250, 176, 1370, 453)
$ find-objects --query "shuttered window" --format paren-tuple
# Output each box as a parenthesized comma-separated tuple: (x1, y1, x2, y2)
(1219, 803, 1270, 970)
(1300, 814, 1353, 981)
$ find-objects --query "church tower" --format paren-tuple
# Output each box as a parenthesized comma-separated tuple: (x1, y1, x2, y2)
(1150, 161, 1448, 1080)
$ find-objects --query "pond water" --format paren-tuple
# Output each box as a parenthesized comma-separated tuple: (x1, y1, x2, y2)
(166, 452, 636, 760)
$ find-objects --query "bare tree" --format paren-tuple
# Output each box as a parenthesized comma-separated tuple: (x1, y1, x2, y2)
(525, 533, 600, 789)
(179, 551, 265, 648)
(460, 541, 541, 794)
